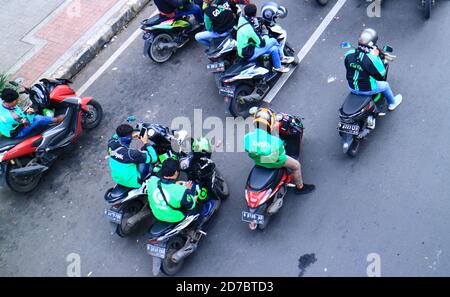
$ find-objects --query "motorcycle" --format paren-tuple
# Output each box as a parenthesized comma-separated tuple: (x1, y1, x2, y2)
(243, 108, 304, 230)
(104, 121, 190, 237)
(218, 9, 298, 118)
(338, 42, 396, 157)
(141, 0, 204, 63)
(0, 78, 103, 193)
(146, 137, 229, 276)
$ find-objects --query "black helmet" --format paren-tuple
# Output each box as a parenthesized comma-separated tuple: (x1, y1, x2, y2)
(358, 28, 378, 47)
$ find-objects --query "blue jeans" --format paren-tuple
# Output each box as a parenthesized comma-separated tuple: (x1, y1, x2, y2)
(176, 3, 204, 24)
(350, 81, 396, 105)
(15, 115, 53, 138)
(138, 163, 151, 183)
(250, 37, 282, 69)
(195, 30, 229, 47)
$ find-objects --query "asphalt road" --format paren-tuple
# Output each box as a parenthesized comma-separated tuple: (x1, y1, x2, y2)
(1, 0, 450, 277)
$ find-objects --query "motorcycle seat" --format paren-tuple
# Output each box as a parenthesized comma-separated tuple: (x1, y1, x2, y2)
(148, 220, 176, 238)
(247, 166, 285, 191)
(207, 36, 229, 55)
(142, 14, 169, 27)
(105, 184, 134, 202)
(222, 61, 256, 78)
(0, 129, 44, 152)
(341, 93, 373, 116)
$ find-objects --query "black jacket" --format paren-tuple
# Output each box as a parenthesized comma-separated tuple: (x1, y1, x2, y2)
(204, 0, 237, 34)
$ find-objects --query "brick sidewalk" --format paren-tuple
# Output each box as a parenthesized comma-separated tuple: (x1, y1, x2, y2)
(11, 0, 121, 85)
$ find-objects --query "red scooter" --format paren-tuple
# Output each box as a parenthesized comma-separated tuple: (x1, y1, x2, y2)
(243, 110, 304, 230)
(0, 78, 103, 193)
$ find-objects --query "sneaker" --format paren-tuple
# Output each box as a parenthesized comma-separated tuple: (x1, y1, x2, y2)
(273, 66, 290, 73)
(388, 94, 403, 111)
(281, 56, 295, 64)
(294, 184, 316, 195)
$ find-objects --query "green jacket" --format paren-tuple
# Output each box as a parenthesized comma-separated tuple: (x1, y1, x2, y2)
(244, 128, 287, 169)
(148, 176, 197, 223)
(0, 102, 33, 138)
(236, 15, 263, 59)
(107, 135, 157, 189)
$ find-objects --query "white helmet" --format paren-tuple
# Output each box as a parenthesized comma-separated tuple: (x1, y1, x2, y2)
(261, 2, 287, 24)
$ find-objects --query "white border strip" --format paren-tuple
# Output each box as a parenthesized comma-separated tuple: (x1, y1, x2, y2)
(264, 0, 347, 103)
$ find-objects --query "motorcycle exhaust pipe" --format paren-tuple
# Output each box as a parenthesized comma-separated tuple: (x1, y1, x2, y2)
(9, 164, 48, 177)
(158, 42, 178, 50)
(171, 240, 199, 263)
(125, 206, 152, 229)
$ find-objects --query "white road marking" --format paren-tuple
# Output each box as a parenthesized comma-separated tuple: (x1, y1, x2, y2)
(77, 10, 158, 95)
(263, 0, 347, 103)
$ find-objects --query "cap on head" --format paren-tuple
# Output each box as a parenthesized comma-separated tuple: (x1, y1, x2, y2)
(1, 88, 19, 103)
(159, 158, 180, 178)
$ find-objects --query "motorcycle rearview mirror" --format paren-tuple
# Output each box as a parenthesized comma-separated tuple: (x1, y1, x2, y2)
(8, 81, 19, 87)
(340, 42, 352, 49)
(249, 106, 258, 115)
(277, 6, 288, 19)
(383, 45, 393, 53)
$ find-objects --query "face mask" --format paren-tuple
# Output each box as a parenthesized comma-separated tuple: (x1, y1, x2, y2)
(119, 136, 132, 146)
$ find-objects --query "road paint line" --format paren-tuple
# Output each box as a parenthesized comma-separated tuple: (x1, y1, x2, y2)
(78, 10, 158, 95)
(264, 0, 347, 103)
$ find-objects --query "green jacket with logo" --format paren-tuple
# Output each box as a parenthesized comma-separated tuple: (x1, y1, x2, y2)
(107, 135, 157, 189)
(148, 176, 196, 223)
(0, 102, 34, 138)
(244, 128, 287, 169)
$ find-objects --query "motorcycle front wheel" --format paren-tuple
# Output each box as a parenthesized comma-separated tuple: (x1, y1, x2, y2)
(149, 33, 175, 63)
(229, 84, 255, 118)
(81, 99, 103, 130)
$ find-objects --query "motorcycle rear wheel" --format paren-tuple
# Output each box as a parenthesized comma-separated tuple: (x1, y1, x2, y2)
(229, 84, 255, 118)
(161, 236, 185, 276)
(149, 33, 175, 63)
(116, 200, 145, 237)
(346, 140, 360, 158)
(5, 160, 42, 193)
(424, 0, 432, 19)
(316, 0, 329, 6)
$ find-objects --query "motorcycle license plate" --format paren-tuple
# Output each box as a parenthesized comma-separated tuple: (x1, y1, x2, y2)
(242, 211, 264, 224)
(207, 61, 225, 73)
(104, 209, 122, 224)
(338, 122, 360, 136)
(219, 86, 235, 97)
(146, 244, 166, 259)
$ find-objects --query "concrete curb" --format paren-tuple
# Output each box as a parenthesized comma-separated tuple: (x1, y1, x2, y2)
(51, 0, 152, 79)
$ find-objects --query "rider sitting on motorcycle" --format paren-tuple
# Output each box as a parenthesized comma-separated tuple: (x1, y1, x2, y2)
(0, 88, 64, 139)
(244, 107, 315, 195)
(148, 158, 201, 223)
(236, 3, 294, 73)
(344, 28, 403, 111)
(108, 124, 158, 189)
(195, 0, 240, 47)
(154, 0, 204, 25)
